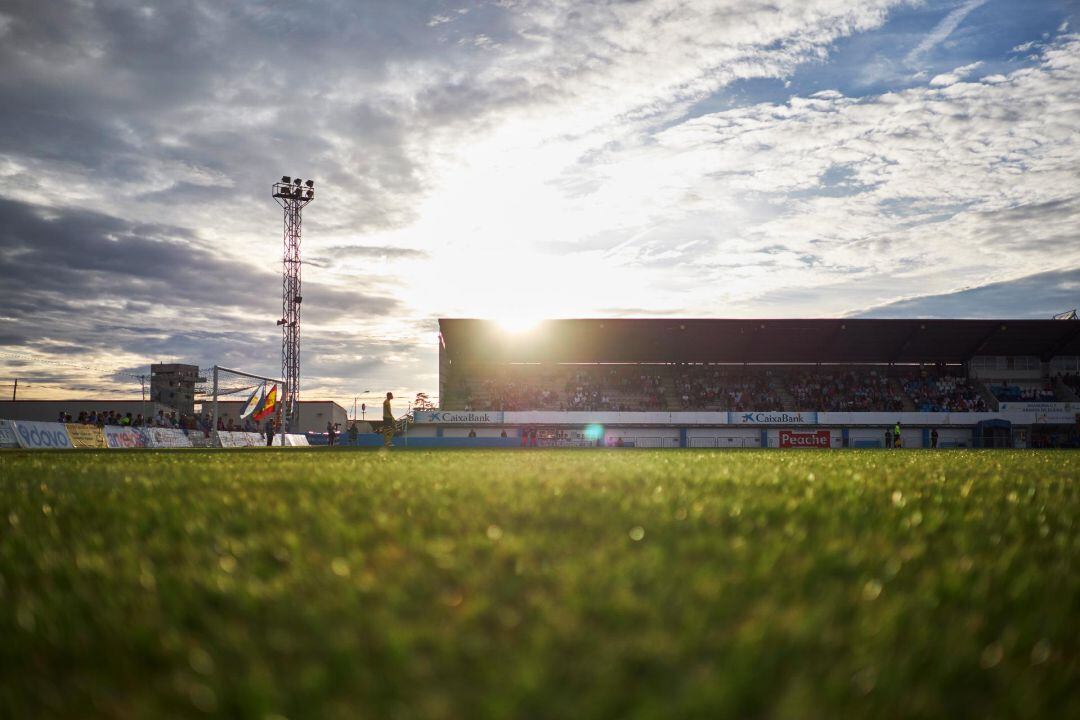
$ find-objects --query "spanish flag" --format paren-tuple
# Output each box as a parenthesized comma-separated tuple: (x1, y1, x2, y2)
(253, 384, 277, 421)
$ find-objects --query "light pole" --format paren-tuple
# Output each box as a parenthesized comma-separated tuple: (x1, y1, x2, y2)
(353, 390, 371, 421)
(272, 176, 315, 431)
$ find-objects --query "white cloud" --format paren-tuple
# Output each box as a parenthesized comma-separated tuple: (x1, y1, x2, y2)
(929, 60, 984, 86)
(905, 0, 989, 66)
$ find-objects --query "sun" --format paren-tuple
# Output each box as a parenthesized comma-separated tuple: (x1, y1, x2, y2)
(494, 316, 542, 333)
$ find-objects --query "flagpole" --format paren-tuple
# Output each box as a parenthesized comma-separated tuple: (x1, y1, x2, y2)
(211, 366, 219, 448)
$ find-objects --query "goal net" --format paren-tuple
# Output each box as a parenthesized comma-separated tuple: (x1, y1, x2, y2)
(203, 366, 288, 444)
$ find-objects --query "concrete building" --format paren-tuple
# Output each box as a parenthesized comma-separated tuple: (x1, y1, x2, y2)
(0, 399, 174, 423)
(151, 363, 203, 416)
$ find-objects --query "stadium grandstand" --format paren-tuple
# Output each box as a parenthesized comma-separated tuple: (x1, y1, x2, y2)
(409, 318, 1080, 448)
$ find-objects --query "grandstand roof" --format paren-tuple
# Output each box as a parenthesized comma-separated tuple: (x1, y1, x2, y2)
(438, 318, 1080, 364)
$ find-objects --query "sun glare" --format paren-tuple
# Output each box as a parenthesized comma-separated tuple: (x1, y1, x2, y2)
(495, 316, 542, 333)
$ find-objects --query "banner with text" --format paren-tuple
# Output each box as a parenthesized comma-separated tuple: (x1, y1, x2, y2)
(218, 431, 263, 448)
(65, 424, 107, 448)
(998, 402, 1076, 413)
(104, 426, 151, 448)
(0, 419, 19, 448)
(145, 427, 193, 448)
(413, 410, 505, 424)
(779, 429, 833, 448)
(13, 421, 74, 449)
(730, 411, 818, 425)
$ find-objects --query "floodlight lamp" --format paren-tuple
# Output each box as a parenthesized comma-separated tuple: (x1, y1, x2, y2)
(276, 319, 285, 326)
(294, 178, 303, 186)
(306, 189, 314, 198)
(295, 295, 303, 304)
(281, 175, 291, 184)
(305, 179, 314, 188)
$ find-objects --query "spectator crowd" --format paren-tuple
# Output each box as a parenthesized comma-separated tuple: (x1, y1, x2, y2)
(448, 363, 1067, 413)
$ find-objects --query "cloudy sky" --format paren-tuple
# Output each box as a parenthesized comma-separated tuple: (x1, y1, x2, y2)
(1, 0, 1078, 407)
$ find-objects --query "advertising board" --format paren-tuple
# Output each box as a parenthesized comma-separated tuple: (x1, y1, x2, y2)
(285, 434, 310, 447)
(145, 427, 193, 448)
(414, 410, 504, 424)
(731, 411, 818, 425)
(104, 426, 150, 448)
(65, 424, 107, 448)
(779, 429, 832, 448)
(13, 421, 74, 449)
(0, 419, 19, 448)
(999, 402, 1076, 413)
(218, 431, 262, 448)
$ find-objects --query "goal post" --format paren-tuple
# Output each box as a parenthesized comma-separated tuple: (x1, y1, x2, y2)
(208, 365, 287, 446)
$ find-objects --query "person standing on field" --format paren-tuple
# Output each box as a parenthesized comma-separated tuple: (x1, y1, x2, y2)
(327, 421, 336, 448)
(265, 417, 275, 447)
(382, 392, 395, 448)
(931, 428, 939, 449)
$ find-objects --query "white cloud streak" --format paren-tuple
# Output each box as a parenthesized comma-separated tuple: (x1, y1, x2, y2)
(905, 0, 990, 65)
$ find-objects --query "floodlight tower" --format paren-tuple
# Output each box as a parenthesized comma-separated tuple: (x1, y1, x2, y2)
(272, 175, 315, 429)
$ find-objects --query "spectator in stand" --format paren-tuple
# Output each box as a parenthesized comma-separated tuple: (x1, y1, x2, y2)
(121, 413, 132, 427)
(216, 416, 225, 431)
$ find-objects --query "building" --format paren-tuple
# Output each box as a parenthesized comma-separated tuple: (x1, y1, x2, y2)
(0, 399, 175, 423)
(418, 318, 1080, 448)
(151, 363, 203, 416)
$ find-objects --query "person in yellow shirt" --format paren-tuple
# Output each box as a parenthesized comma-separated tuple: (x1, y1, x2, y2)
(382, 392, 394, 447)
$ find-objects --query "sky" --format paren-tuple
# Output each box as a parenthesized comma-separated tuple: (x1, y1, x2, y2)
(0, 0, 1078, 408)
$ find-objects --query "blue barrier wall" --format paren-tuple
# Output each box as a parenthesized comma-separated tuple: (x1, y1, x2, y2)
(321, 434, 522, 448)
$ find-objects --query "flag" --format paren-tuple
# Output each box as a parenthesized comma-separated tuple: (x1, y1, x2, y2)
(240, 383, 265, 420)
(253, 384, 277, 421)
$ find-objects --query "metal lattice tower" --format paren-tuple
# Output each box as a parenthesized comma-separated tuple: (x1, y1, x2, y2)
(272, 176, 315, 429)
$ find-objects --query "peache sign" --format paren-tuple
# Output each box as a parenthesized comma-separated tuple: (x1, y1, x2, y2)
(779, 429, 832, 448)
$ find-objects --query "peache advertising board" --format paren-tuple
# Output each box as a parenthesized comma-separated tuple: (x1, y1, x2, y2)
(731, 411, 818, 425)
(779, 429, 832, 448)
(414, 411, 504, 424)
(13, 421, 74, 449)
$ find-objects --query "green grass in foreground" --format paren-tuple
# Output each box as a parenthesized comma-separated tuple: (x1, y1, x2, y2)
(0, 449, 1077, 719)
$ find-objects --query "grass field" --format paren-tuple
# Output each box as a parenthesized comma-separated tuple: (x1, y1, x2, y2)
(1, 449, 1077, 719)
